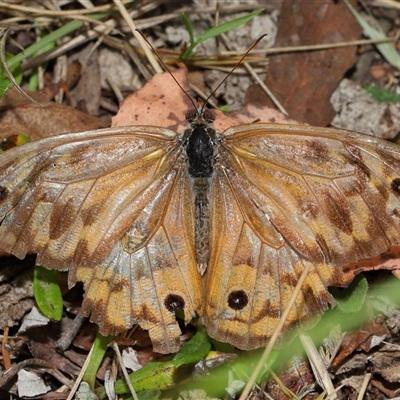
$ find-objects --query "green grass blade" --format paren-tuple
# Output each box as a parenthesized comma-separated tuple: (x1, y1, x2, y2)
(83, 332, 114, 390)
(28, 31, 57, 92)
(344, 0, 400, 70)
(196, 9, 263, 43)
(364, 84, 400, 102)
(181, 8, 264, 59)
(3, 12, 108, 71)
(0, 52, 22, 97)
(181, 13, 195, 46)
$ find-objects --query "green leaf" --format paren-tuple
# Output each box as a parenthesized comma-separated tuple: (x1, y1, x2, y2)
(364, 84, 400, 103)
(97, 330, 211, 398)
(28, 30, 57, 92)
(15, 134, 30, 145)
(119, 362, 177, 394)
(330, 274, 368, 313)
(0, 13, 107, 97)
(172, 328, 211, 366)
(219, 105, 231, 112)
(33, 265, 63, 321)
(232, 349, 279, 384)
(136, 391, 161, 400)
(181, 9, 264, 59)
(0, 134, 30, 153)
(4, 13, 107, 72)
(83, 332, 114, 390)
(196, 9, 263, 44)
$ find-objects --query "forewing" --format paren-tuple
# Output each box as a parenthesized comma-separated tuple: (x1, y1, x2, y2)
(0, 126, 203, 353)
(205, 123, 400, 350)
(0, 126, 175, 265)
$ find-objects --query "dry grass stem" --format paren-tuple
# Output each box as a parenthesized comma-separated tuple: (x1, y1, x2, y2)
(300, 333, 336, 399)
(223, 37, 395, 56)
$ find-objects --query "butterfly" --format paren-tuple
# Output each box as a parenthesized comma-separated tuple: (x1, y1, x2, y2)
(1, 69, 400, 354)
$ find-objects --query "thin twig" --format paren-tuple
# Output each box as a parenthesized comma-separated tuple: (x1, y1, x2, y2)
(357, 373, 372, 400)
(0, 1, 119, 16)
(113, 0, 162, 74)
(66, 340, 95, 400)
(22, 19, 117, 71)
(300, 333, 337, 399)
(244, 61, 288, 115)
(112, 342, 139, 400)
(223, 37, 396, 56)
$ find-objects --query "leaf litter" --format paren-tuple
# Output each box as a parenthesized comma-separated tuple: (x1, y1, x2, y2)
(0, 1, 399, 399)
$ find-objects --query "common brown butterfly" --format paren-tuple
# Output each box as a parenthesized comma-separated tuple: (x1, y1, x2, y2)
(1, 69, 400, 354)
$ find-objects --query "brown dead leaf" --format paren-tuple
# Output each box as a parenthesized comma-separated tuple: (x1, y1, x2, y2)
(69, 46, 101, 116)
(112, 68, 295, 132)
(0, 262, 34, 331)
(0, 88, 108, 141)
(332, 323, 389, 367)
(265, 357, 316, 400)
(65, 61, 82, 91)
(249, 0, 362, 126)
(112, 69, 193, 132)
(343, 245, 400, 284)
(371, 349, 400, 383)
(26, 329, 81, 377)
(371, 379, 400, 398)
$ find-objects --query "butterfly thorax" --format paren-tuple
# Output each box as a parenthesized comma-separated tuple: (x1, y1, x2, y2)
(183, 107, 216, 178)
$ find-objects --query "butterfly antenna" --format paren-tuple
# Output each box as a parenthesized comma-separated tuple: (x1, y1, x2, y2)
(136, 29, 198, 110)
(201, 33, 268, 113)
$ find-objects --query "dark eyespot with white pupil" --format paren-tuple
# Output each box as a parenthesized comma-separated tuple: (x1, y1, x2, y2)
(227, 290, 249, 310)
(164, 294, 185, 312)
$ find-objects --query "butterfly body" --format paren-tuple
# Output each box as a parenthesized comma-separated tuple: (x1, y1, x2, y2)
(184, 107, 217, 274)
(1, 108, 400, 353)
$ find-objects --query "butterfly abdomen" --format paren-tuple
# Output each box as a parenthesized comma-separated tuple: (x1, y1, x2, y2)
(193, 177, 210, 275)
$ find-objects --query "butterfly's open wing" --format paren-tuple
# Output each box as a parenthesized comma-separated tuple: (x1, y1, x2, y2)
(0, 126, 203, 353)
(205, 123, 400, 350)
